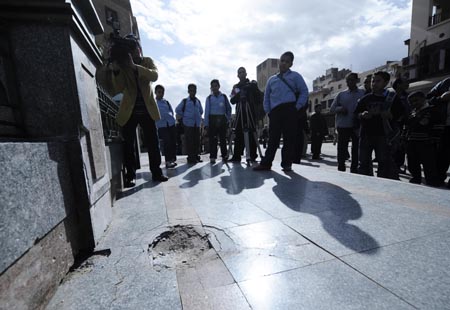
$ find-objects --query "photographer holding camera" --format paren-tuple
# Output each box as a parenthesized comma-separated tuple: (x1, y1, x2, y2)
(107, 34, 168, 187)
(229, 67, 264, 162)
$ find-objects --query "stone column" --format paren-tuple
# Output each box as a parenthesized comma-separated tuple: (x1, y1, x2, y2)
(0, 0, 114, 308)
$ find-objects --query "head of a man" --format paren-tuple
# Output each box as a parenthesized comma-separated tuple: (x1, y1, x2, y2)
(155, 84, 164, 100)
(371, 71, 390, 94)
(392, 77, 409, 93)
(314, 104, 322, 113)
(345, 72, 359, 90)
(237, 67, 247, 82)
(210, 79, 220, 95)
(408, 91, 427, 110)
(363, 75, 372, 92)
(188, 83, 197, 99)
(279, 51, 294, 74)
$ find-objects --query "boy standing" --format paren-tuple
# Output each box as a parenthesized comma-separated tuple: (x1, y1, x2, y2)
(176, 84, 203, 164)
(354, 71, 404, 179)
(204, 79, 232, 163)
(405, 91, 440, 186)
(330, 72, 365, 172)
(155, 85, 177, 169)
(309, 104, 328, 160)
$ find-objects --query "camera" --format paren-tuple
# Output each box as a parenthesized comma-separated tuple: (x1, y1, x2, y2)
(109, 34, 138, 64)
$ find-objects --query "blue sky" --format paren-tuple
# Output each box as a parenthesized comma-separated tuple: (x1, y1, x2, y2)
(131, 0, 412, 108)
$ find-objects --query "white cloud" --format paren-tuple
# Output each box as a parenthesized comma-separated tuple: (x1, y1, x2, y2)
(130, 0, 412, 109)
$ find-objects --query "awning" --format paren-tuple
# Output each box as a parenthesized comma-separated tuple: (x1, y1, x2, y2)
(408, 75, 450, 93)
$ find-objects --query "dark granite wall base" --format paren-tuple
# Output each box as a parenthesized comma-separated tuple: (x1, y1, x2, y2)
(0, 142, 75, 274)
(0, 220, 75, 310)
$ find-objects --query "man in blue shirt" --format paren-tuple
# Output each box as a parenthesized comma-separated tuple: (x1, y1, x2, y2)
(330, 72, 365, 172)
(175, 84, 203, 164)
(204, 79, 232, 163)
(155, 85, 177, 169)
(254, 51, 309, 172)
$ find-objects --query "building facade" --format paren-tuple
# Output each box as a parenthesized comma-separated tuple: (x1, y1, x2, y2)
(403, 0, 450, 91)
(308, 61, 402, 133)
(92, 0, 140, 61)
(256, 58, 280, 92)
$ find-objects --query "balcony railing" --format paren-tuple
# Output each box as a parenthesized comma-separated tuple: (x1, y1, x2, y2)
(97, 85, 121, 143)
(429, 11, 450, 27)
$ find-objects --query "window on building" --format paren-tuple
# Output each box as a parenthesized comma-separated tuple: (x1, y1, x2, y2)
(330, 87, 334, 91)
(105, 6, 118, 26)
(338, 84, 342, 89)
(429, 1, 450, 26)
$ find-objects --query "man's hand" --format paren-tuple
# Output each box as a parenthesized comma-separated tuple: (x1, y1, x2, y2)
(125, 53, 138, 71)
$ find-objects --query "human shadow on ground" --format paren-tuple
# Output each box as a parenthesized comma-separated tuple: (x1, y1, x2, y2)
(271, 171, 379, 254)
(218, 162, 273, 195)
(116, 171, 160, 199)
(179, 162, 227, 188)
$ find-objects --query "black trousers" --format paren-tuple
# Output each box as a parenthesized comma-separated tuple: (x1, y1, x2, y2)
(261, 103, 297, 167)
(233, 110, 257, 160)
(407, 140, 438, 184)
(158, 125, 177, 163)
(311, 133, 324, 157)
(122, 112, 162, 179)
(208, 115, 228, 159)
(337, 127, 359, 171)
(293, 117, 306, 163)
(436, 126, 450, 183)
(184, 126, 200, 162)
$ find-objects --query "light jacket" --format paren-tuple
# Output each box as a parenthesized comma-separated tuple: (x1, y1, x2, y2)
(175, 97, 203, 127)
(111, 57, 161, 126)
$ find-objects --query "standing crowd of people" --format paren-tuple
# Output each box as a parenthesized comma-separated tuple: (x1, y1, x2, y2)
(105, 34, 449, 189)
(331, 72, 450, 188)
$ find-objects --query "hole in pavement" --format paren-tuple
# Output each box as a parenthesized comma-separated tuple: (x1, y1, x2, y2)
(149, 225, 212, 270)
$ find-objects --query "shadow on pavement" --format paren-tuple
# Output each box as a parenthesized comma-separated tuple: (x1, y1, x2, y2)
(116, 171, 160, 199)
(179, 162, 227, 188)
(271, 171, 379, 254)
(218, 163, 272, 195)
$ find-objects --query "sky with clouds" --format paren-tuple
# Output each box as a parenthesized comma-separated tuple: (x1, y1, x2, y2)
(130, 0, 412, 108)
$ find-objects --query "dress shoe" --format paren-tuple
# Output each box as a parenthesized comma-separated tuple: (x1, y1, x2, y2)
(210, 158, 216, 164)
(124, 179, 135, 188)
(253, 164, 271, 171)
(281, 165, 292, 172)
(165, 161, 177, 169)
(152, 174, 169, 182)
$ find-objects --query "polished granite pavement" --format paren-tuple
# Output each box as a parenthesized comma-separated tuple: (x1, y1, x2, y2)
(47, 144, 450, 310)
